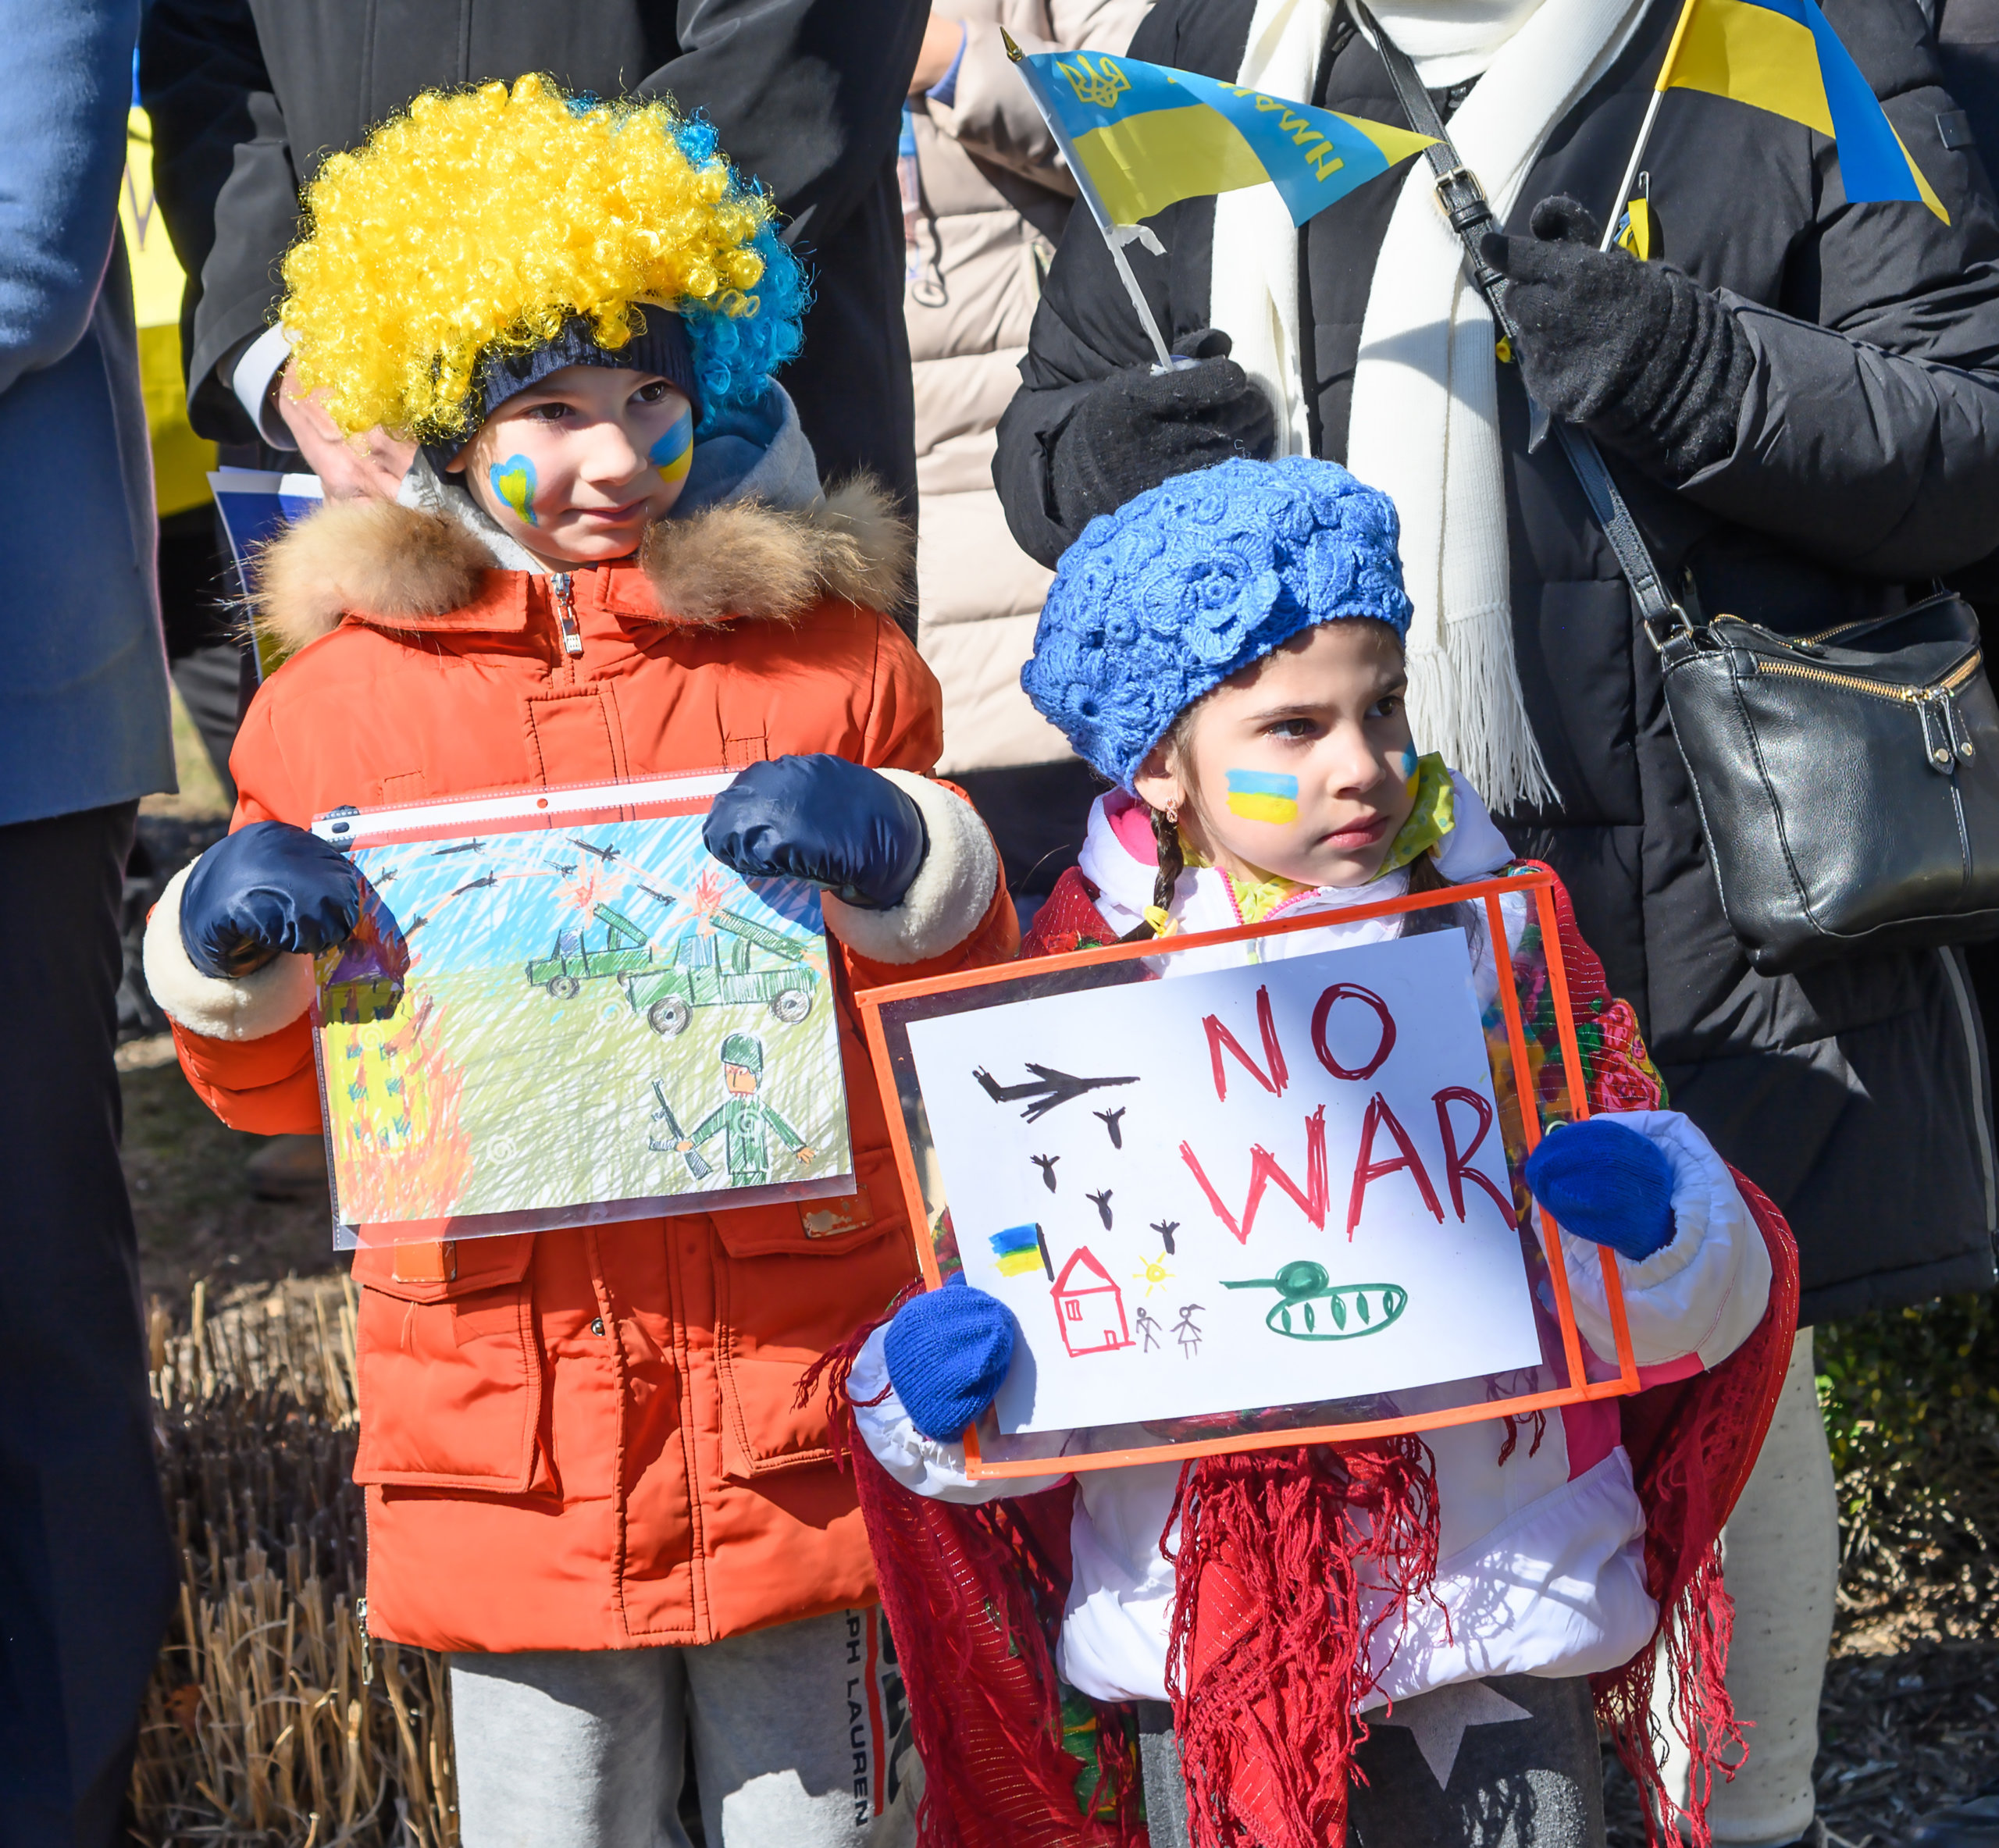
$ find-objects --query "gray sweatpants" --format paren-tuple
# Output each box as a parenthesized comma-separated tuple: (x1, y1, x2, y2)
(1655, 1327, 1837, 1848)
(450, 1608, 920, 1848)
(1137, 1672, 1605, 1848)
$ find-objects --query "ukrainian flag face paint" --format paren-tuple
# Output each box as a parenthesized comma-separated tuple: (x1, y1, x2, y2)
(1224, 768, 1300, 824)
(649, 404, 694, 488)
(1399, 744, 1420, 793)
(489, 454, 539, 526)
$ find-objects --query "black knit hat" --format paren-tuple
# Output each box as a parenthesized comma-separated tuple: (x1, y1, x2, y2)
(422, 304, 698, 473)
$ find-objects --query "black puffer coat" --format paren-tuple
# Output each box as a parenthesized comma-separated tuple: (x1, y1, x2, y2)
(138, 0, 926, 523)
(994, 0, 1999, 1320)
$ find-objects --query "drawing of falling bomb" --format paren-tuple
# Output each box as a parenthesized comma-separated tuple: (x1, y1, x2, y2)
(1222, 1261, 1409, 1341)
(672, 1033, 814, 1187)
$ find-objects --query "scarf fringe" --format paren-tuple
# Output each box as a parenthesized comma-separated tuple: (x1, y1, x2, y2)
(1406, 611, 1559, 814)
(799, 1314, 1146, 1848)
(1164, 1438, 1441, 1847)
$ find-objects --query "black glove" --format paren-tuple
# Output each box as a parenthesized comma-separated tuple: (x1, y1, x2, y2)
(704, 755, 928, 910)
(180, 820, 362, 977)
(1480, 196, 1752, 484)
(1047, 327, 1278, 543)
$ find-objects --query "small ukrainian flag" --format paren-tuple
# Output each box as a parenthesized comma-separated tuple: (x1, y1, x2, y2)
(1010, 45, 1437, 231)
(989, 1224, 1046, 1279)
(1658, 0, 1946, 220)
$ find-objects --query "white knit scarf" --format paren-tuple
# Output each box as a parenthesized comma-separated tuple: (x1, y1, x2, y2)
(1210, 0, 1648, 811)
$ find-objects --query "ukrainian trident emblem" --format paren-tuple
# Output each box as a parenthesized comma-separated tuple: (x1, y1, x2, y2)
(1053, 54, 1131, 109)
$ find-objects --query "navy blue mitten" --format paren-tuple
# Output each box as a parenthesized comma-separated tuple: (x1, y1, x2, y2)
(180, 821, 362, 977)
(704, 754, 928, 910)
(882, 1274, 1017, 1442)
(1523, 1117, 1677, 1262)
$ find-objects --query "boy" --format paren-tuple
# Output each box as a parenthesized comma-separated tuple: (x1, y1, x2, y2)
(144, 77, 1014, 1845)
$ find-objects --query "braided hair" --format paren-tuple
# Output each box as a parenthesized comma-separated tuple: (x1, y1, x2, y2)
(1121, 803, 1188, 943)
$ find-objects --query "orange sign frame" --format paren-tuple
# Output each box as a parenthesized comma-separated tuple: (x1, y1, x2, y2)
(857, 865, 1640, 1477)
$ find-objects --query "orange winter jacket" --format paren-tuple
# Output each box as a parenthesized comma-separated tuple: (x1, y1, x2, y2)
(167, 486, 1017, 1654)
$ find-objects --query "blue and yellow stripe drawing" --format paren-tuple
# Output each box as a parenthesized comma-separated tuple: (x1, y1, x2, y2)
(1011, 45, 1436, 230)
(1658, 0, 1946, 220)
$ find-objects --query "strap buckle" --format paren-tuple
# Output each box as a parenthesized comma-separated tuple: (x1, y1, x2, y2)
(1430, 163, 1495, 236)
(1643, 603, 1693, 653)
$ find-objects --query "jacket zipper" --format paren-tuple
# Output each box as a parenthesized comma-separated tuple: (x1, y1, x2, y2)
(551, 571, 583, 664)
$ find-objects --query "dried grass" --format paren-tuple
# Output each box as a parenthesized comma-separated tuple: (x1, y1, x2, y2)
(130, 1276, 458, 1847)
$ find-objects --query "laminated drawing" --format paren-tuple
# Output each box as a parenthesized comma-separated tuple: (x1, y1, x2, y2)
(308, 777, 852, 1242)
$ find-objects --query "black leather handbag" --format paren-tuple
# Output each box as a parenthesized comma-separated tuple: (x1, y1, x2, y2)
(1363, 5, 1999, 973)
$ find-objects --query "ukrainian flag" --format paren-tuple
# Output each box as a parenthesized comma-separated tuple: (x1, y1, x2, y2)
(1659, 0, 1947, 220)
(1012, 47, 1436, 230)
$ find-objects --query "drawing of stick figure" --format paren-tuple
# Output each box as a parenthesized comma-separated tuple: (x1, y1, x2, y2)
(1173, 1304, 1206, 1358)
(1135, 1306, 1162, 1352)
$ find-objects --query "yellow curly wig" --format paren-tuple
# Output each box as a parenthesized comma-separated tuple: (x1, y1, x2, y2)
(280, 75, 775, 440)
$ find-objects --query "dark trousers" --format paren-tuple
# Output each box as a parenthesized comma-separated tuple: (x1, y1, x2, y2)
(1136, 1673, 1605, 1848)
(0, 803, 175, 1846)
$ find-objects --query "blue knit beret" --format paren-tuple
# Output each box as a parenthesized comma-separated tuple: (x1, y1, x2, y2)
(1020, 457, 1414, 789)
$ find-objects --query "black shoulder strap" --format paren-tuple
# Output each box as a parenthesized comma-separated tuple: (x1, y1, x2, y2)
(1348, 0, 1687, 643)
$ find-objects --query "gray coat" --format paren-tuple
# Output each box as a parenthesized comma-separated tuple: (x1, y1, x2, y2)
(994, 0, 1999, 1320)
(0, 0, 174, 826)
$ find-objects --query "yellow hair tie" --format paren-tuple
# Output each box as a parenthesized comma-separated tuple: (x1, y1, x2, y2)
(1142, 904, 1176, 938)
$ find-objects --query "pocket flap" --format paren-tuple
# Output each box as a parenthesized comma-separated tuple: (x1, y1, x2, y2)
(350, 1233, 536, 1303)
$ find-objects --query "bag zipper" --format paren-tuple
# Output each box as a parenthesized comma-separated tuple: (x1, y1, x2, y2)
(1751, 650, 1981, 703)
(1752, 650, 1981, 771)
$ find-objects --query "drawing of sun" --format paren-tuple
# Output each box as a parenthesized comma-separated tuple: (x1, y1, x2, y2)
(1131, 1254, 1174, 1297)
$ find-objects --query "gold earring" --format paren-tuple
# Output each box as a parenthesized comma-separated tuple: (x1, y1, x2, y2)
(1165, 803, 1181, 826)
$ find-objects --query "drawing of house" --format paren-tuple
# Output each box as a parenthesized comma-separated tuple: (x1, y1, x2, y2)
(1050, 1247, 1132, 1357)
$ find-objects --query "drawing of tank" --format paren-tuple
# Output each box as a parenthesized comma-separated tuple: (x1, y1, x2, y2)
(1220, 1260, 1408, 1341)
(525, 901, 818, 1033)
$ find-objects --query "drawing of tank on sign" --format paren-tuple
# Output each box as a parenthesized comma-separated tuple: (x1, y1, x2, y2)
(525, 893, 818, 1033)
(1222, 1261, 1408, 1341)
(1050, 1248, 1132, 1356)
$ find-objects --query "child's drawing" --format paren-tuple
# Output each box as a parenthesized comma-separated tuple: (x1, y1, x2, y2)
(903, 928, 1545, 1436)
(313, 806, 850, 1235)
(1050, 1248, 1132, 1357)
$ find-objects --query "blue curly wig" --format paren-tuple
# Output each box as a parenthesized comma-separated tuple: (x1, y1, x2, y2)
(1021, 457, 1414, 789)
(670, 119, 811, 430)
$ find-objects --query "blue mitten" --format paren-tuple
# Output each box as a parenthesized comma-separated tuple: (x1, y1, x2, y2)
(704, 755, 928, 910)
(1523, 1117, 1677, 1262)
(882, 1274, 1017, 1441)
(180, 821, 362, 977)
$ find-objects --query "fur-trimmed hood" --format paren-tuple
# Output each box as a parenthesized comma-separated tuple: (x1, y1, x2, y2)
(251, 475, 912, 659)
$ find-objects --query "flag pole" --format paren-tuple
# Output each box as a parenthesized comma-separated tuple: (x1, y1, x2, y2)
(1002, 29, 1181, 370)
(1598, 0, 1699, 251)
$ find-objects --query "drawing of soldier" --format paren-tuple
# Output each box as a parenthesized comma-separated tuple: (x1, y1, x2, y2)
(675, 1032, 814, 1187)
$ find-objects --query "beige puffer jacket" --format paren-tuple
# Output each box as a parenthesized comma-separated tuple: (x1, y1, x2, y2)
(907, 0, 1151, 777)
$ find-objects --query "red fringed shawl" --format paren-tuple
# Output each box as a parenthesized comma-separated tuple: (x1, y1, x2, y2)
(811, 863, 1798, 1848)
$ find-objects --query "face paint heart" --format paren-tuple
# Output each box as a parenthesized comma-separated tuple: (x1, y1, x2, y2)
(649, 408, 694, 487)
(490, 454, 539, 526)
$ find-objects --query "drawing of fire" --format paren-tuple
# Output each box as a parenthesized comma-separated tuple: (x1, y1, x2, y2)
(326, 1001, 474, 1223)
(1050, 1247, 1133, 1357)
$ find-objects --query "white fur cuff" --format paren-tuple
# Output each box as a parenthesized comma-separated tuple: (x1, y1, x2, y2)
(819, 771, 1000, 966)
(142, 860, 318, 1042)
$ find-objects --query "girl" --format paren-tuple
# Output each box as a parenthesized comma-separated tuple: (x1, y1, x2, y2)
(815, 458, 1798, 1848)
